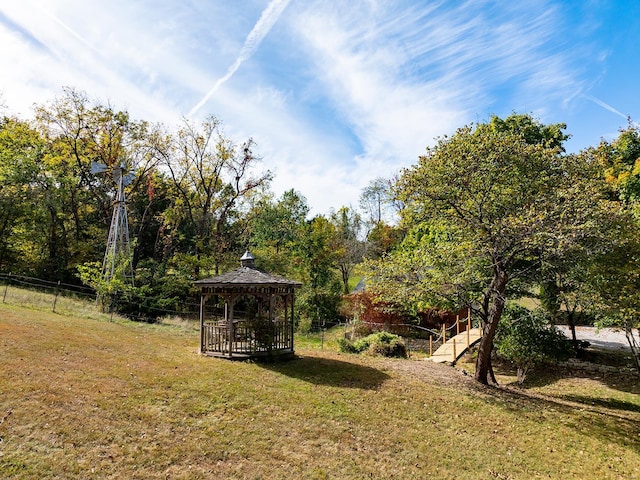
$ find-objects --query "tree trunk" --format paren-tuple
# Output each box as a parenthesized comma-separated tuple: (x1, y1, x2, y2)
(341, 265, 350, 294)
(474, 267, 509, 385)
(568, 314, 577, 343)
(566, 310, 582, 356)
(625, 326, 640, 376)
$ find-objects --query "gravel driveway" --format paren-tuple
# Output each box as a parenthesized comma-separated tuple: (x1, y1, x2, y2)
(556, 325, 633, 351)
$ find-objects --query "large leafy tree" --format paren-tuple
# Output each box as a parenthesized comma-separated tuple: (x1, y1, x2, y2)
(487, 113, 569, 151)
(247, 189, 309, 275)
(330, 206, 365, 294)
(247, 190, 342, 329)
(0, 117, 45, 271)
(587, 124, 640, 371)
(376, 116, 614, 384)
(596, 123, 640, 205)
(586, 222, 640, 373)
(162, 116, 271, 278)
(294, 215, 343, 330)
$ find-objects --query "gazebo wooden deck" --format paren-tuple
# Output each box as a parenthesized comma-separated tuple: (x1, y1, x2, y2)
(194, 252, 301, 359)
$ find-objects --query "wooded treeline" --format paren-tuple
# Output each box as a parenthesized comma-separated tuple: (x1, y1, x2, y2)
(2, 88, 640, 381)
(0, 89, 395, 328)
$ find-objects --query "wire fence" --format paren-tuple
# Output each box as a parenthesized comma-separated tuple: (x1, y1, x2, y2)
(0, 273, 478, 356)
(0, 273, 202, 322)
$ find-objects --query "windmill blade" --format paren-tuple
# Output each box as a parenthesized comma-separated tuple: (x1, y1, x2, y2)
(123, 173, 135, 187)
(91, 161, 108, 174)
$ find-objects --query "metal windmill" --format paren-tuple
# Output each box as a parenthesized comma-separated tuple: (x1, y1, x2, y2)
(91, 161, 135, 284)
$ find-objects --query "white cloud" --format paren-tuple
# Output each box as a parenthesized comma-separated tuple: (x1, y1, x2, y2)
(0, 0, 614, 215)
(288, 0, 585, 170)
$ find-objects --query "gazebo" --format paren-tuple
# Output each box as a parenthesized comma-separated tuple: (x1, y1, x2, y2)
(195, 251, 301, 359)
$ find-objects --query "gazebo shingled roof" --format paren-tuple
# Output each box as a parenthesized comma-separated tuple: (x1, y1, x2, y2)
(194, 266, 301, 288)
(195, 251, 301, 359)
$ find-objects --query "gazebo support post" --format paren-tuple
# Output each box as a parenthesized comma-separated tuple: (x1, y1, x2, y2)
(269, 295, 274, 352)
(199, 294, 206, 353)
(290, 292, 295, 350)
(227, 297, 234, 358)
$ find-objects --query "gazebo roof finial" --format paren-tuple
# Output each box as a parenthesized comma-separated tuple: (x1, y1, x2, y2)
(240, 250, 255, 268)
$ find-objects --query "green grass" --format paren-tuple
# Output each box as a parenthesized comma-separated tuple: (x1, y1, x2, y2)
(1, 302, 639, 479)
(347, 275, 362, 293)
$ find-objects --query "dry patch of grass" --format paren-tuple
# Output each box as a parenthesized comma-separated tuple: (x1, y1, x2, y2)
(1, 304, 639, 479)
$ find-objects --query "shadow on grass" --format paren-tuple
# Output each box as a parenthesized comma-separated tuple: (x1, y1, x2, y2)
(473, 381, 640, 451)
(258, 354, 390, 390)
(555, 394, 640, 414)
(516, 365, 640, 395)
(492, 356, 640, 395)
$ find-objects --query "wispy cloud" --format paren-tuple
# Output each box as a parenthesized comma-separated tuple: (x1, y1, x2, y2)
(0, 0, 629, 214)
(292, 1, 579, 165)
(584, 94, 635, 124)
(188, 0, 292, 117)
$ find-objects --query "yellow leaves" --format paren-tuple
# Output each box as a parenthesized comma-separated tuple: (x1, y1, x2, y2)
(618, 170, 631, 183)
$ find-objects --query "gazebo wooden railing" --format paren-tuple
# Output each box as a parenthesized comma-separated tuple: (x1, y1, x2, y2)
(202, 319, 293, 355)
(195, 251, 301, 359)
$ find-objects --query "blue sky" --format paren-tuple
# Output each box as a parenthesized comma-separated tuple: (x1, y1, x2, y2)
(1, 0, 639, 215)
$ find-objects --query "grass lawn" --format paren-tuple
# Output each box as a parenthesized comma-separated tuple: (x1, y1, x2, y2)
(1, 303, 639, 479)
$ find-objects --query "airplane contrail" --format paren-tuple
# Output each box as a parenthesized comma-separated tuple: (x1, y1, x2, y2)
(188, 0, 292, 117)
(584, 94, 637, 125)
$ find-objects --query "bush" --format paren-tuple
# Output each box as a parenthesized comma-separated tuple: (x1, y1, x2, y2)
(337, 337, 358, 353)
(338, 331, 408, 358)
(495, 305, 572, 384)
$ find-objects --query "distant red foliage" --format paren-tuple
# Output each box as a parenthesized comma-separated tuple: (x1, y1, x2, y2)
(343, 291, 468, 334)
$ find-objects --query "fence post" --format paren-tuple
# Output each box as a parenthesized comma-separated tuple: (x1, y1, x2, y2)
(452, 338, 457, 363)
(52, 281, 61, 313)
(456, 314, 460, 335)
(466, 317, 470, 348)
(2, 275, 9, 303)
(429, 335, 433, 356)
(442, 323, 446, 344)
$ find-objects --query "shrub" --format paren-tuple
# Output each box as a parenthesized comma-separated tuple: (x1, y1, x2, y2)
(368, 336, 407, 358)
(495, 305, 572, 384)
(338, 331, 408, 358)
(337, 337, 358, 354)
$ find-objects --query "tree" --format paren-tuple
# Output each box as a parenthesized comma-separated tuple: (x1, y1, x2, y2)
(385, 116, 613, 384)
(487, 113, 569, 151)
(360, 177, 392, 225)
(587, 124, 640, 372)
(32, 87, 166, 281)
(587, 232, 640, 374)
(294, 215, 343, 331)
(0, 117, 45, 271)
(330, 206, 365, 294)
(595, 123, 640, 206)
(162, 116, 271, 278)
(248, 189, 309, 274)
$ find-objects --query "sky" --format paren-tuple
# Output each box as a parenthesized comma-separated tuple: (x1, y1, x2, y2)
(1, 0, 639, 215)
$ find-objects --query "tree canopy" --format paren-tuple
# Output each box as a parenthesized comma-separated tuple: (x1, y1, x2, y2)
(365, 114, 620, 384)
(3, 89, 640, 377)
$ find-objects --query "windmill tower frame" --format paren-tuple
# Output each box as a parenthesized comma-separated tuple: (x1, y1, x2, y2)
(92, 161, 135, 284)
